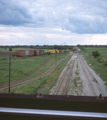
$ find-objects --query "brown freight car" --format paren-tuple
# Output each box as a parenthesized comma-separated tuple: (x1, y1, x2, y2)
(34, 50, 40, 56)
(39, 50, 44, 55)
(15, 50, 35, 57)
(34, 50, 44, 56)
(15, 50, 44, 57)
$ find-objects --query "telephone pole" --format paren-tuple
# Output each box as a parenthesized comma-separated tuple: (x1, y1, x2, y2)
(9, 53, 11, 93)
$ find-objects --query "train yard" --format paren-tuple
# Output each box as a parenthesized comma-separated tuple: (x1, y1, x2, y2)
(0, 50, 107, 96)
(0, 49, 107, 119)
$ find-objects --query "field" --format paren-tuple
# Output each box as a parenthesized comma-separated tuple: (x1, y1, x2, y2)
(1, 47, 107, 95)
(82, 47, 107, 86)
(12, 56, 71, 94)
(0, 52, 68, 84)
(0, 49, 71, 94)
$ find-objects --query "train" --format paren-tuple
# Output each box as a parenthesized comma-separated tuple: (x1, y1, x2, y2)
(49, 49, 59, 54)
(15, 49, 59, 57)
(15, 50, 44, 57)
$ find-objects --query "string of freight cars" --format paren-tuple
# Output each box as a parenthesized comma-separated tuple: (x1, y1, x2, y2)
(15, 49, 70, 57)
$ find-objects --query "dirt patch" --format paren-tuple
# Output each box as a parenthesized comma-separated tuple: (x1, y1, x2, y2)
(37, 84, 48, 94)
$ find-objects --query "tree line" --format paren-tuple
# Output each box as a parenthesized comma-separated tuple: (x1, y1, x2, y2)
(0, 45, 75, 50)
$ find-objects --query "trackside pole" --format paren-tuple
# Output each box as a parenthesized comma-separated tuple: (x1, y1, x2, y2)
(9, 53, 11, 93)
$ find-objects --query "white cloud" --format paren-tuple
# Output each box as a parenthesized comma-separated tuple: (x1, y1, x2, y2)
(0, 0, 107, 45)
(0, 25, 107, 45)
(1, 0, 107, 33)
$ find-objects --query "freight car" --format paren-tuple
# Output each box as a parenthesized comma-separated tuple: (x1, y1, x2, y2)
(15, 50, 44, 57)
(49, 49, 59, 54)
(34, 50, 44, 56)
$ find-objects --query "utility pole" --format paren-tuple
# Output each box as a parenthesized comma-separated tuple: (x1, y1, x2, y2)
(44, 54, 46, 69)
(9, 53, 11, 93)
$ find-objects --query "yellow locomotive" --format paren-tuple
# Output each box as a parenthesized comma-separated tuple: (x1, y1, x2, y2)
(49, 49, 59, 54)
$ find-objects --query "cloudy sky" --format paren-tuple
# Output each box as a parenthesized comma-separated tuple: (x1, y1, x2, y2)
(0, 0, 107, 45)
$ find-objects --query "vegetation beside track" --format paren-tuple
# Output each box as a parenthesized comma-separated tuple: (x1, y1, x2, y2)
(11, 55, 71, 94)
(0, 53, 67, 83)
(81, 47, 107, 86)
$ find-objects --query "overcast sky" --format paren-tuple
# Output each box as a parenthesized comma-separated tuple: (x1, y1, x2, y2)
(0, 0, 107, 45)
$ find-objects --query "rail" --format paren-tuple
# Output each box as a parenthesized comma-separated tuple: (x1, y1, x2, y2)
(79, 54, 96, 96)
(55, 60, 75, 95)
(64, 60, 75, 95)
(81, 56, 105, 96)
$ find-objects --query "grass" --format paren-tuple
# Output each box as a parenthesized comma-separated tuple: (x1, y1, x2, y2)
(82, 47, 107, 86)
(74, 70, 83, 95)
(16, 53, 67, 82)
(0, 52, 67, 83)
(11, 55, 72, 94)
(68, 62, 83, 95)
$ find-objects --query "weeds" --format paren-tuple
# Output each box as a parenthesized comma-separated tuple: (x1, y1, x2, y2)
(11, 55, 71, 94)
(75, 70, 79, 75)
(74, 78, 78, 87)
(0, 53, 67, 83)
(82, 47, 107, 86)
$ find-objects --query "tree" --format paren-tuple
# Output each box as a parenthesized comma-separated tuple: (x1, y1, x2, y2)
(9, 47, 12, 51)
(36, 45, 39, 49)
(92, 51, 100, 58)
(54, 45, 57, 49)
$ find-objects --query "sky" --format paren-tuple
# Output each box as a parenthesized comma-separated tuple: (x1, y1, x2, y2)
(0, 0, 107, 45)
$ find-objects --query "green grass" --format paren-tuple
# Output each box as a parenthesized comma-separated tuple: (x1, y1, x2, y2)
(14, 53, 67, 83)
(82, 47, 107, 86)
(0, 53, 67, 83)
(11, 55, 71, 94)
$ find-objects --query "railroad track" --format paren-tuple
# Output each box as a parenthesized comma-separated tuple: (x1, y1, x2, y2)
(0, 58, 53, 88)
(80, 55, 106, 96)
(79, 54, 105, 96)
(54, 59, 75, 95)
(0, 53, 71, 92)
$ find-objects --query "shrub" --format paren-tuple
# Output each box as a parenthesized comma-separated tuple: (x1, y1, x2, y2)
(104, 61, 107, 66)
(97, 56, 104, 63)
(92, 51, 100, 58)
(9, 47, 12, 51)
(100, 59, 105, 63)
